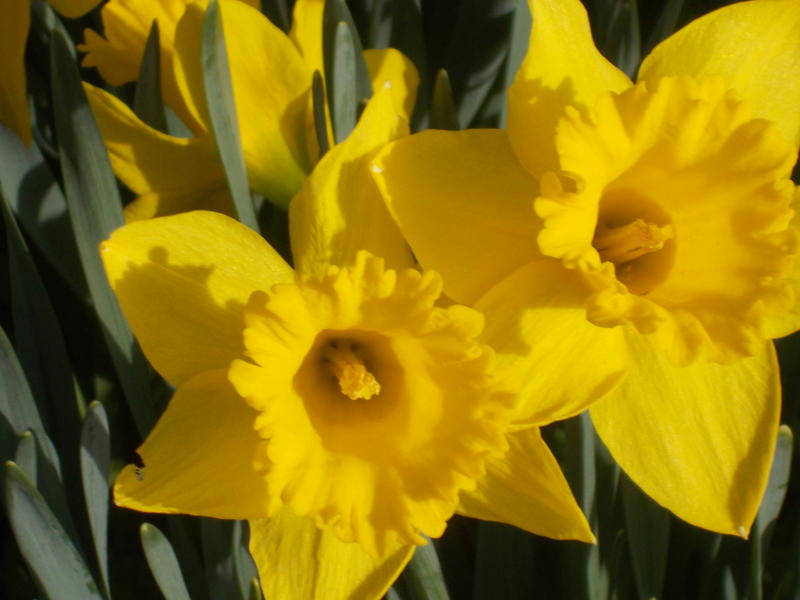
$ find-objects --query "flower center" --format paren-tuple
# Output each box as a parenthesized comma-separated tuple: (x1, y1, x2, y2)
(593, 219, 673, 265)
(320, 339, 381, 400)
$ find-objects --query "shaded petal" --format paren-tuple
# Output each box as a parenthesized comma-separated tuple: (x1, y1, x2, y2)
(49, 0, 101, 18)
(290, 86, 413, 279)
(507, 0, 631, 176)
(639, 0, 800, 148)
(100, 211, 293, 386)
(373, 129, 540, 305)
(0, 0, 31, 146)
(174, 0, 313, 206)
(115, 369, 270, 518)
(475, 259, 628, 425)
(364, 48, 419, 121)
(250, 510, 414, 600)
(590, 334, 780, 536)
(84, 83, 227, 218)
(459, 427, 594, 542)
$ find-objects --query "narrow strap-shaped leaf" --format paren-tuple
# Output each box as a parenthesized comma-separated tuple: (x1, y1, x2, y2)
(430, 70, 459, 131)
(233, 520, 257, 600)
(312, 71, 330, 157)
(329, 21, 358, 143)
(201, 0, 259, 227)
(14, 432, 37, 481)
(323, 0, 373, 138)
(4, 461, 103, 600)
(499, 0, 531, 127)
(0, 127, 85, 296)
(474, 522, 536, 599)
(134, 20, 168, 132)
(80, 402, 111, 599)
(389, 0, 427, 130)
(141, 523, 192, 600)
(749, 425, 793, 600)
(201, 518, 244, 600)
(398, 539, 449, 600)
(50, 26, 156, 437)
(621, 473, 669, 600)
(1, 188, 81, 489)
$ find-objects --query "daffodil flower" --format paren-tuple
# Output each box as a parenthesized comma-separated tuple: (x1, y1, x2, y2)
(372, 0, 800, 537)
(0, 0, 101, 145)
(103, 85, 592, 599)
(82, 0, 418, 220)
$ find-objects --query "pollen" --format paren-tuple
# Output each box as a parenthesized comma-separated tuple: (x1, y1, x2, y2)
(321, 339, 381, 400)
(593, 219, 674, 265)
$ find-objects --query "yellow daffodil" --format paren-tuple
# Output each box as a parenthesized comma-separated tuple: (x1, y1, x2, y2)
(102, 85, 593, 599)
(372, 0, 800, 538)
(0, 0, 101, 145)
(82, 0, 418, 220)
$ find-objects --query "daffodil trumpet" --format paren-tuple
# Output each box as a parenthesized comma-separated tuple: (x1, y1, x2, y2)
(372, 0, 800, 538)
(103, 85, 593, 599)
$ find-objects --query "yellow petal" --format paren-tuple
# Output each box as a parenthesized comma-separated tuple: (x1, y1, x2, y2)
(290, 86, 413, 280)
(173, 0, 313, 206)
(364, 48, 419, 122)
(475, 259, 628, 425)
(48, 0, 100, 18)
(84, 82, 227, 218)
(590, 334, 781, 536)
(289, 0, 324, 77)
(372, 129, 541, 305)
(459, 427, 594, 542)
(250, 510, 414, 600)
(100, 211, 293, 386)
(507, 0, 631, 176)
(0, 0, 31, 146)
(115, 369, 271, 519)
(639, 0, 800, 148)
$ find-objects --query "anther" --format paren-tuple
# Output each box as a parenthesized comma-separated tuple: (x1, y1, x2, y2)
(594, 219, 674, 264)
(321, 341, 381, 400)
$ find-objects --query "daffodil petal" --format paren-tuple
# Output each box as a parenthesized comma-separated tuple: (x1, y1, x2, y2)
(289, 0, 324, 77)
(364, 48, 419, 121)
(84, 82, 227, 216)
(590, 334, 780, 536)
(100, 211, 293, 386)
(507, 0, 631, 176)
(0, 0, 31, 146)
(48, 0, 101, 19)
(459, 427, 594, 543)
(373, 129, 540, 305)
(639, 0, 800, 148)
(475, 259, 628, 425)
(115, 369, 270, 519)
(174, 0, 313, 205)
(764, 187, 800, 339)
(290, 86, 413, 279)
(250, 510, 414, 600)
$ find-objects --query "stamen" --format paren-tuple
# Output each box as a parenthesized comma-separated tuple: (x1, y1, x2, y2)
(594, 219, 674, 264)
(321, 341, 381, 400)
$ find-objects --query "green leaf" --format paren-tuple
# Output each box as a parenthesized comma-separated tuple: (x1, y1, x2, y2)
(389, 0, 427, 130)
(14, 432, 37, 481)
(398, 538, 449, 600)
(50, 26, 156, 437)
(4, 461, 103, 600)
(134, 20, 168, 132)
(643, 0, 684, 56)
(749, 425, 793, 600)
(141, 523, 192, 600)
(430, 70, 459, 131)
(1, 188, 81, 484)
(202, 518, 244, 600)
(233, 521, 257, 600)
(312, 71, 330, 157)
(588, 0, 641, 78)
(474, 522, 536, 599)
(261, 0, 290, 32)
(329, 21, 358, 143)
(621, 473, 669, 600)
(0, 127, 85, 296)
(80, 402, 111, 599)
(201, 0, 260, 224)
(499, 0, 531, 126)
(323, 0, 372, 140)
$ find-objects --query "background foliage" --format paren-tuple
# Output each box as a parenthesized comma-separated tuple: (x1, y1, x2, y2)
(1, 0, 798, 598)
